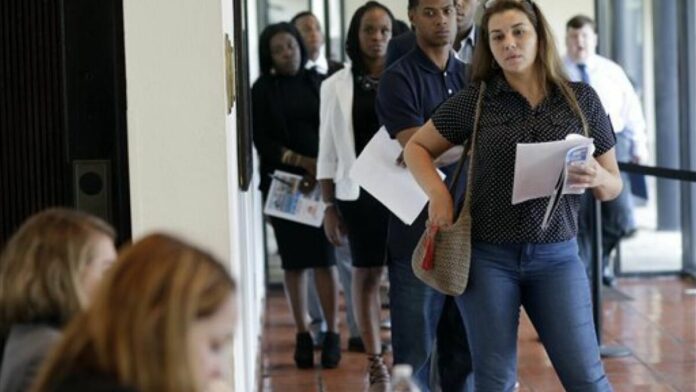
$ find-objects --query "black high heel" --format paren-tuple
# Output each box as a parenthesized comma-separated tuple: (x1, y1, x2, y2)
(294, 332, 314, 369)
(320, 331, 341, 369)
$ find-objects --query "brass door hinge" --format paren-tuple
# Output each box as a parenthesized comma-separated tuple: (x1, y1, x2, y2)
(225, 33, 236, 114)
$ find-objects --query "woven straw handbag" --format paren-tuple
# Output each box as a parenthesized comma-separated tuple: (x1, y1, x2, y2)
(411, 83, 486, 296)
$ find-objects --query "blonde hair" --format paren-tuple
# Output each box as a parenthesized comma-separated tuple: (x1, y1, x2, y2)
(31, 233, 237, 392)
(471, 0, 588, 135)
(0, 208, 116, 333)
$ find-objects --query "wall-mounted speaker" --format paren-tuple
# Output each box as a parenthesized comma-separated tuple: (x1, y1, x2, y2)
(73, 160, 112, 223)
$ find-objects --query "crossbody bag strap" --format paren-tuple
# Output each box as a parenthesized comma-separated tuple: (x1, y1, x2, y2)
(447, 82, 487, 196)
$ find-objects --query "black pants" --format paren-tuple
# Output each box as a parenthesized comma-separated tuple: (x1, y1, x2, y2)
(436, 296, 474, 392)
(577, 132, 636, 281)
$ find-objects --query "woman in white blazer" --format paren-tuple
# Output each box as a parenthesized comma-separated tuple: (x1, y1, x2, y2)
(317, 2, 394, 391)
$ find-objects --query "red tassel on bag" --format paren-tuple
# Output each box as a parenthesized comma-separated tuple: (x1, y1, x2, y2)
(421, 225, 439, 271)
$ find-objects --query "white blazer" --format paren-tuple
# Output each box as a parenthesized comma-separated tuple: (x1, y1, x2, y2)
(317, 66, 361, 201)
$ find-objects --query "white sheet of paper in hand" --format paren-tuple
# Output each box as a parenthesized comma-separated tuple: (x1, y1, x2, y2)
(349, 127, 444, 225)
(512, 135, 594, 205)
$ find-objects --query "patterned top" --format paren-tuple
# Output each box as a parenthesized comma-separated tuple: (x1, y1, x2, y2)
(431, 73, 616, 243)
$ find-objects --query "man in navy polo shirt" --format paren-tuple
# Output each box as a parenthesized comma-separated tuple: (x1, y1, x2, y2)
(376, 0, 472, 391)
(386, 0, 479, 66)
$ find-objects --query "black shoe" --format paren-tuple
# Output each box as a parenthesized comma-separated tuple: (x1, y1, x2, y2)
(623, 228, 638, 239)
(602, 274, 616, 287)
(347, 336, 365, 352)
(602, 265, 616, 287)
(321, 331, 341, 369)
(294, 332, 314, 369)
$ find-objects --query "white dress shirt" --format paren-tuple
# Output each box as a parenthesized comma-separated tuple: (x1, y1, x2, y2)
(456, 26, 476, 64)
(305, 52, 330, 75)
(563, 54, 649, 162)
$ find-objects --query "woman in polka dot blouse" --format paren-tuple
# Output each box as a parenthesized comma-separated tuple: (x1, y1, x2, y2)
(404, 1, 620, 391)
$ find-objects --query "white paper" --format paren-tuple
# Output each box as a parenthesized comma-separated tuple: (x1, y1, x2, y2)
(264, 170, 325, 227)
(349, 127, 443, 225)
(434, 145, 464, 167)
(512, 136, 594, 205)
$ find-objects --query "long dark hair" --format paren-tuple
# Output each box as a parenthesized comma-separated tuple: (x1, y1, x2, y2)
(258, 22, 308, 77)
(345, 1, 395, 77)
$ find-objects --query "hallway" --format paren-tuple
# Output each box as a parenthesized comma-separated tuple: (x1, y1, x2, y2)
(261, 278, 696, 392)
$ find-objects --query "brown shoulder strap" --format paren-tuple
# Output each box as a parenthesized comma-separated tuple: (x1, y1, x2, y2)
(447, 82, 487, 195)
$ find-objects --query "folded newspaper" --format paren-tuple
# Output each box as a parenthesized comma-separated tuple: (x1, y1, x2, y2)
(540, 142, 594, 229)
(263, 170, 325, 227)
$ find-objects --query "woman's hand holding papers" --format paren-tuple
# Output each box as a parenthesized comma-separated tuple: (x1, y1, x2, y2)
(299, 156, 317, 177)
(566, 157, 605, 190)
(566, 149, 623, 201)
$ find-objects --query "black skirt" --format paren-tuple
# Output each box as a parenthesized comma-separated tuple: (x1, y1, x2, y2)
(269, 217, 335, 270)
(337, 190, 389, 268)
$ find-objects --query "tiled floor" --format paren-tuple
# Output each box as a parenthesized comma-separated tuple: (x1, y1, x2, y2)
(260, 277, 696, 392)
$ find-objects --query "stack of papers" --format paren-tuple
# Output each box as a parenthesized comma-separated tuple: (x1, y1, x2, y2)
(512, 135, 595, 229)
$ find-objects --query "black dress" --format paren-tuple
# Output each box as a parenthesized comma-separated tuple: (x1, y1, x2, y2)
(252, 70, 335, 270)
(335, 74, 389, 268)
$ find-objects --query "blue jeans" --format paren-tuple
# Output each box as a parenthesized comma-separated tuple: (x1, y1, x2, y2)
(389, 255, 473, 392)
(454, 239, 612, 392)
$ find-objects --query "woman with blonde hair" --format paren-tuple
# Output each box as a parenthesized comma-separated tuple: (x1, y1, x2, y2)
(404, 0, 618, 390)
(31, 233, 237, 392)
(0, 208, 117, 392)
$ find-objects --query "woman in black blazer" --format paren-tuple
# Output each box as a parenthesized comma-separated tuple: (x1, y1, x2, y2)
(252, 22, 341, 369)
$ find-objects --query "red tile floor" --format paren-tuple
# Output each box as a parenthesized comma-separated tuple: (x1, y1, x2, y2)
(260, 277, 696, 391)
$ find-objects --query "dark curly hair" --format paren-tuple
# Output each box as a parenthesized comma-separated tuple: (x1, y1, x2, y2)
(345, 1, 395, 77)
(258, 22, 308, 76)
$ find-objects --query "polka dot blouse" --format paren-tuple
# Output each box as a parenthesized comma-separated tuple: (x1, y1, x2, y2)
(431, 73, 616, 244)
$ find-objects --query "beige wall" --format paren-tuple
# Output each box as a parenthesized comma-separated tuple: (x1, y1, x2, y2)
(123, 0, 266, 390)
(535, 0, 594, 56)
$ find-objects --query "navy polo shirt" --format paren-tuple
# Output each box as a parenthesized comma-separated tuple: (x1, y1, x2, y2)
(376, 46, 468, 260)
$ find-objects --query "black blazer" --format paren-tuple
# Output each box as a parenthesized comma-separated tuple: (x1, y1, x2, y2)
(251, 70, 323, 193)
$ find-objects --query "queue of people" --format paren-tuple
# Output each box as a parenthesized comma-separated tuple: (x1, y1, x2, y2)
(253, 0, 641, 391)
(0, 1, 646, 391)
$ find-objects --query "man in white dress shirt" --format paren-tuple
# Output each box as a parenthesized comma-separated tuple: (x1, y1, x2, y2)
(453, 0, 478, 63)
(292, 12, 343, 76)
(290, 11, 372, 352)
(564, 14, 648, 285)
